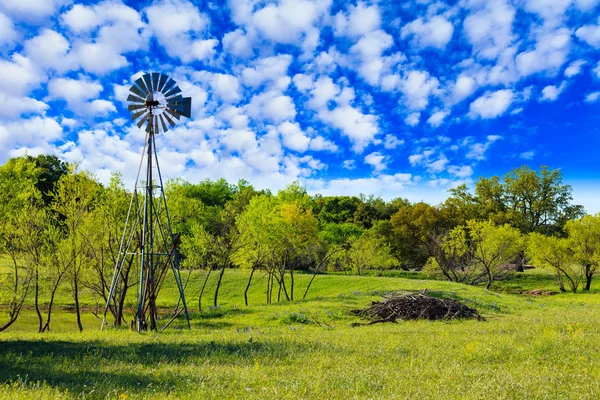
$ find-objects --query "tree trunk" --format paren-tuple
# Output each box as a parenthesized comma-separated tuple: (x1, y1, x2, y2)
(289, 268, 294, 301)
(199, 267, 212, 312)
(303, 270, 318, 300)
(244, 265, 256, 306)
(35, 268, 42, 333)
(74, 274, 83, 332)
(584, 268, 593, 291)
(213, 267, 225, 307)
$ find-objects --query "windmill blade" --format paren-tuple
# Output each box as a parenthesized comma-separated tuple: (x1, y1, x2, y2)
(131, 109, 147, 121)
(157, 73, 168, 92)
(128, 104, 146, 112)
(137, 113, 151, 129)
(162, 110, 176, 128)
(162, 77, 177, 93)
(165, 107, 180, 120)
(168, 97, 191, 118)
(159, 114, 168, 133)
(129, 84, 147, 100)
(127, 94, 146, 104)
(143, 73, 153, 93)
(134, 77, 150, 96)
(151, 73, 160, 92)
(164, 85, 182, 98)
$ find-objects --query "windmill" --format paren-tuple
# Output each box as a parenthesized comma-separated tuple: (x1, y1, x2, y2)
(101, 72, 192, 332)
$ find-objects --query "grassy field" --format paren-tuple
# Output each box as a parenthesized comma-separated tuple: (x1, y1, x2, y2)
(1, 266, 600, 399)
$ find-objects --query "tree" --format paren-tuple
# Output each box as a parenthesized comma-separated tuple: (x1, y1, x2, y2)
(25, 154, 69, 206)
(390, 202, 442, 269)
(51, 169, 99, 331)
(467, 220, 523, 290)
(347, 230, 398, 275)
(565, 214, 600, 291)
(428, 226, 475, 283)
(526, 233, 581, 293)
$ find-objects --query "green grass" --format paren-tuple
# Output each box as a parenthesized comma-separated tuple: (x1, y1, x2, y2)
(1, 268, 600, 399)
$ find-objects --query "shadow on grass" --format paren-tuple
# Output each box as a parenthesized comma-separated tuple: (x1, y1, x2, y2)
(0, 338, 313, 397)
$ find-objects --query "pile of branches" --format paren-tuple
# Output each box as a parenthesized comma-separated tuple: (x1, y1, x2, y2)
(352, 292, 484, 324)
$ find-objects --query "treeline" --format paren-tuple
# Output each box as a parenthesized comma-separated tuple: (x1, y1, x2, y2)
(0, 154, 598, 332)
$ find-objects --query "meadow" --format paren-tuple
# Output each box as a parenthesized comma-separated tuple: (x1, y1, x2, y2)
(1, 267, 600, 399)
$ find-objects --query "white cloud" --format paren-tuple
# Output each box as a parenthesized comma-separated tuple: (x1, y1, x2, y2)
(334, 1, 380, 38)
(576, 20, 600, 48)
(516, 27, 571, 77)
(524, 0, 572, 23)
(0, 0, 66, 22)
(448, 165, 473, 179)
(520, 150, 535, 160)
(319, 105, 379, 153)
(0, 12, 17, 45)
(564, 59, 587, 77)
(47, 77, 115, 116)
(383, 134, 403, 149)
(242, 55, 293, 90)
(0, 55, 41, 96)
(222, 29, 255, 59)
(349, 29, 395, 86)
(466, 135, 501, 160)
(463, 0, 516, 59)
(451, 75, 477, 103)
(427, 111, 449, 128)
(309, 136, 338, 152)
(24, 30, 72, 72)
(365, 151, 388, 173)
(400, 70, 439, 110)
(0, 92, 48, 119)
(145, 0, 217, 62)
(540, 81, 567, 101)
(342, 160, 356, 170)
(0, 116, 63, 162)
(585, 91, 600, 103)
(211, 74, 242, 103)
(469, 89, 513, 118)
(401, 16, 454, 49)
(247, 91, 296, 123)
(279, 121, 310, 152)
(405, 112, 420, 126)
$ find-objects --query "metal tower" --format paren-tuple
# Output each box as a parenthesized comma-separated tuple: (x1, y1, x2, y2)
(101, 72, 192, 332)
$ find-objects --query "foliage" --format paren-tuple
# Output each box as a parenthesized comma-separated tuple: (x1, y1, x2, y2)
(565, 213, 600, 291)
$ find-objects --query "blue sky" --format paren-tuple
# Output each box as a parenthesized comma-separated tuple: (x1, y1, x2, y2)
(1, 0, 599, 211)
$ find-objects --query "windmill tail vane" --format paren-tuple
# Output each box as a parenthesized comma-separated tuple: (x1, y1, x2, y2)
(101, 72, 192, 333)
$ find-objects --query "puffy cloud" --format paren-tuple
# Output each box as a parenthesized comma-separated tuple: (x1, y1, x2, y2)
(448, 165, 473, 179)
(564, 59, 587, 77)
(383, 135, 403, 149)
(576, 20, 600, 48)
(466, 135, 501, 160)
(247, 91, 296, 123)
(520, 150, 535, 160)
(540, 81, 567, 101)
(0, 0, 67, 22)
(309, 136, 338, 152)
(279, 121, 310, 152)
(364, 151, 388, 173)
(463, 0, 516, 59)
(145, 0, 217, 62)
(47, 77, 116, 116)
(0, 55, 41, 96)
(333, 1, 380, 38)
(0, 92, 48, 119)
(24, 30, 71, 72)
(319, 105, 379, 153)
(222, 29, 255, 59)
(469, 89, 514, 118)
(451, 75, 478, 103)
(585, 91, 600, 103)
(0, 12, 17, 45)
(0, 116, 63, 162)
(342, 160, 356, 170)
(516, 27, 571, 77)
(242, 55, 293, 90)
(594, 62, 600, 79)
(401, 16, 454, 49)
(524, 0, 572, 23)
(405, 112, 420, 126)
(427, 111, 449, 128)
(349, 29, 395, 85)
(400, 70, 439, 110)
(211, 74, 242, 103)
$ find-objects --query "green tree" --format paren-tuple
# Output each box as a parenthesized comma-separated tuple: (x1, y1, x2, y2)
(467, 220, 523, 289)
(565, 214, 600, 291)
(347, 229, 398, 275)
(526, 233, 581, 293)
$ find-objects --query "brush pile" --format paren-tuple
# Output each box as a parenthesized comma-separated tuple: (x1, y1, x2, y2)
(352, 292, 484, 324)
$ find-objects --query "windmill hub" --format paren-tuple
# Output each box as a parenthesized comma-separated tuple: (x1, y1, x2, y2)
(145, 92, 165, 113)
